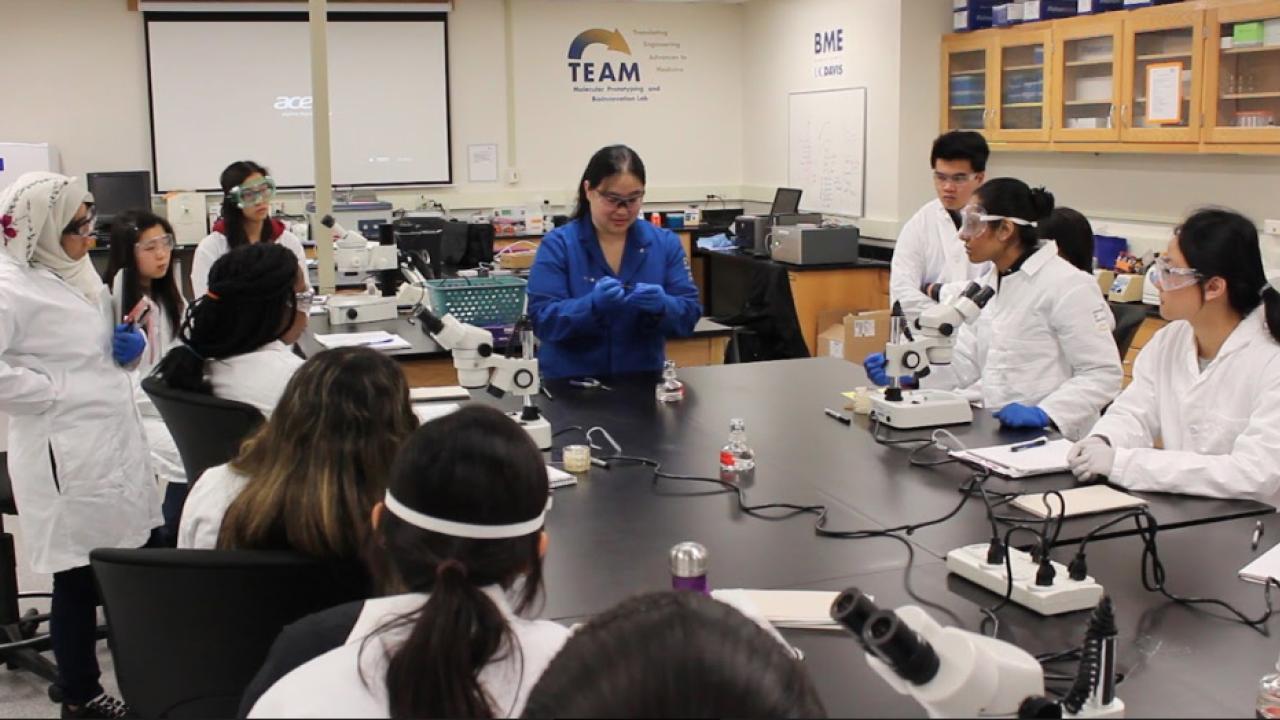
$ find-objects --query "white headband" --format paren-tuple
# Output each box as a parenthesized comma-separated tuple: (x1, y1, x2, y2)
(383, 491, 552, 540)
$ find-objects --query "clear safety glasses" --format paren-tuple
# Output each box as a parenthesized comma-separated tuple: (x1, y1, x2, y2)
(1150, 255, 1204, 292)
(136, 234, 176, 255)
(958, 205, 1036, 239)
(62, 212, 97, 239)
(596, 190, 645, 212)
(295, 290, 316, 314)
(229, 176, 277, 209)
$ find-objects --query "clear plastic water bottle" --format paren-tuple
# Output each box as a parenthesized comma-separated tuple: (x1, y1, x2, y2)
(655, 360, 685, 403)
(719, 418, 756, 472)
(1257, 652, 1280, 718)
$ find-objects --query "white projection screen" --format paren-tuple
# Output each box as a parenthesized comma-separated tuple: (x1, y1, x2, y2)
(146, 13, 451, 191)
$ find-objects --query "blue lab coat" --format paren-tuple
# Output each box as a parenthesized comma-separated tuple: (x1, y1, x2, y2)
(528, 218, 702, 380)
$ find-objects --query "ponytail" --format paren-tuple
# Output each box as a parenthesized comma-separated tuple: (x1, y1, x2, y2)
(1263, 283, 1280, 344)
(974, 178, 1054, 251)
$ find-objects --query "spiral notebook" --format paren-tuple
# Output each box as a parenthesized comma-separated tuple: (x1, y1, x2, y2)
(949, 437, 1073, 478)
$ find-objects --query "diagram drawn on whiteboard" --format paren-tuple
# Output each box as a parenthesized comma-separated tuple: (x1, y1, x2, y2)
(788, 87, 867, 218)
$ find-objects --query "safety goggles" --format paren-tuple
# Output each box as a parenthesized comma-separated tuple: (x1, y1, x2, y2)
(933, 171, 979, 186)
(1150, 255, 1203, 292)
(62, 211, 97, 239)
(228, 176, 277, 209)
(958, 205, 1036, 239)
(596, 190, 645, 212)
(136, 234, 176, 255)
(295, 289, 316, 314)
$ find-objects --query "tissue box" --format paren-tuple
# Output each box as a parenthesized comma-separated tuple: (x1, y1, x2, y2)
(953, 0, 995, 31)
(1077, 0, 1122, 12)
(1023, 0, 1077, 22)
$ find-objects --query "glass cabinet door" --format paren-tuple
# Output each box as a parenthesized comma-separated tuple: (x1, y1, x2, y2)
(944, 40, 992, 136)
(1053, 15, 1123, 142)
(1205, 2, 1280, 144)
(992, 30, 1052, 142)
(1121, 7, 1204, 143)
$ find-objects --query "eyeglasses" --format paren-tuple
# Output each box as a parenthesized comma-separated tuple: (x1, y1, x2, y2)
(595, 190, 645, 211)
(295, 290, 316, 313)
(1150, 255, 1203, 292)
(229, 176, 277, 209)
(136, 234, 176, 254)
(933, 171, 978, 185)
(958, 205, 1036, 239)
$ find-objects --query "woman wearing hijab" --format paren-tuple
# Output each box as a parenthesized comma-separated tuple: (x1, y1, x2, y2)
(0, 173, 161, 719)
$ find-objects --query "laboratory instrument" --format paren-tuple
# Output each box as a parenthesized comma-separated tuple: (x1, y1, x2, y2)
(770, 224, 861, 266)
(670, 541, 710, 594)
(655, 360, 685, 403)
(870, 283, 995, 429)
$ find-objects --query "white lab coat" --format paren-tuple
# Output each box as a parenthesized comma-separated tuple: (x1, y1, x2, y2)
(890, 199, 993, 318)
(0, 258, 162, 574)
(176, 462, 247, 550)
(248, 588, 571, 718)
(190, 230, 311, 299)
(1087, 310, 1280, 502)
(110, 276, 186, 486)
(947, 242, 1123, 441)
(205, 340, 303, 419)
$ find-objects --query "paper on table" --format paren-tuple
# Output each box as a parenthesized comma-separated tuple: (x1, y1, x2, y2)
(711, 589, 843, 630)
(412, 403, 460, 424)
(1011, 485, 1147, 519)
(547, 465, 578, 489)
(411, 386, 470, 402)
(950, 437, 1073, 478)
(1240, 541, 1280, 586)
(313, 331, 411, 350)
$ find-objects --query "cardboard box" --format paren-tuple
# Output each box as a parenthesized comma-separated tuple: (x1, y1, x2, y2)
(818, 324, 846, 360)
(843, 310, 892, 363)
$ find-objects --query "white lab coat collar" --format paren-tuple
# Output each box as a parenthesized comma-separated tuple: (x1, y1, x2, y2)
(1182, 308, 1269, 379)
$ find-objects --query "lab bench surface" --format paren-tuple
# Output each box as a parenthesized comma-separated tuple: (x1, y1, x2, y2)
(468, 356, 1276, 716)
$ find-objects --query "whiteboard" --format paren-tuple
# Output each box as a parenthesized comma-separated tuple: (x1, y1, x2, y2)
(788, 88, 866, 218)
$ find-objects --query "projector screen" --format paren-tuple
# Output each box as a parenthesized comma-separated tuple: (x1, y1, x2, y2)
(146, 13, 451, 192)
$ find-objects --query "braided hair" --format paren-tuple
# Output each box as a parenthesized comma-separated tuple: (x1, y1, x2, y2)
(153, 243, 300, 393)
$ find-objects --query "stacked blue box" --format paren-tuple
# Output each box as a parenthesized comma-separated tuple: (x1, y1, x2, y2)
(1003, 71, 1045, 104)
(1122, 0, 1183, 8)
(1077, 0, 1123, 13)
(993, 3, 1023, 27)
(950, 75, 986, 106)
(953, 0, 995, 32)
(1023, 0, 1078, 22)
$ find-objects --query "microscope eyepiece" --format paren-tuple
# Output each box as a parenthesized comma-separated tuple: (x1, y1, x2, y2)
(863, 610, 940, 686)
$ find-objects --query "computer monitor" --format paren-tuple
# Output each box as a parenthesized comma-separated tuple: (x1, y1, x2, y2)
(770, 187, 802, 216)
(86, 171, 152, 224)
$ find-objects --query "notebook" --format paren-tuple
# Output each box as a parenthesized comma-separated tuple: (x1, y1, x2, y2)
(546, 465, 578, 489)
(950, 437, 1073, 478)
(710, 589, 844, 631)
(1239, 541, 1280, 586)
(313, 331, 411, 350)
(412, 403, 460, 424)
(1011, 485, 1148, 519)
(410, 386, 470, 402)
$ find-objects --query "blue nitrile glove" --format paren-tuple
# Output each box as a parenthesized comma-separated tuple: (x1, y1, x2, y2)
(862, 352, 916, 388)
(627, 283, 668, 314)
(591, 277, 626, 314)
(995, 403, 1051, 429)
(112, 323, 146, 365)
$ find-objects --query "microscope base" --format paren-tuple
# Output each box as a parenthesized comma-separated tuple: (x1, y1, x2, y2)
(870, 390, 973, 429)
(512, 413, 553, 451)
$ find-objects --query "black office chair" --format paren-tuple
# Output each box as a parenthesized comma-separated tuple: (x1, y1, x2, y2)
(140, 376, 263, 487)
(0, 452, 60, 697)
(91, 549, 370, 718)
(1111, 303, 1150, 358)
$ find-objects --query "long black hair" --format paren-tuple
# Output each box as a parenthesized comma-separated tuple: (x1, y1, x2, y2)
(1177, 208, 1280, 344)
(103, 210, 185, 336)
(522, 591, 827, 719)
(572, 145, 646, 221)
(372, 404, 549, 719)
(1040, 207, 1095, 273)
(220, 160, 274, 249)
(975, 177, 1055, 250)
(152, 243, 300, 393)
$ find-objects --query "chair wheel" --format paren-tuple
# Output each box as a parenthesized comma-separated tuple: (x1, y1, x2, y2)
(19, 608, 41, 639)
(48, 684, 63, 703)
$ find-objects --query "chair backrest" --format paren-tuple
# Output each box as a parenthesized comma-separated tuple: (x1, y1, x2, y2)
(1110, 303, 1150, 358)
(141, 376, 264, 485)
(91, 548, 370, 719)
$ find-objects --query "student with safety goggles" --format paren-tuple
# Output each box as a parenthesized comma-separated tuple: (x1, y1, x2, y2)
(1069, 209, 1280, 502)
(526, 145, 701, 380)
(190, 160, 311, 299)
(865, 178, 1122, 439)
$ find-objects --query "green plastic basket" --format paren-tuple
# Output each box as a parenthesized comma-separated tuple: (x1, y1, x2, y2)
(424, 276, 528, 327)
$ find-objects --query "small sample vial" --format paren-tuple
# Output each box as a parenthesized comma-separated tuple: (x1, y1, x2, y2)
(670, 541, 709, 594)
(655, 360, 685, 403)
(562, 445, 591, 474)
(1257, 652, 1280, 718)
(719, 418, 757, 473)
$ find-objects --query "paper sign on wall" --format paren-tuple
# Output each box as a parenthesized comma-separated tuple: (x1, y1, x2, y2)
(1145, 62, 1183, 125)
(468, 144, 499, 183)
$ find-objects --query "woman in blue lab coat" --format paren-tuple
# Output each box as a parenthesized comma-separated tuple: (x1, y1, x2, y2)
(527, 145, 702, 380)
